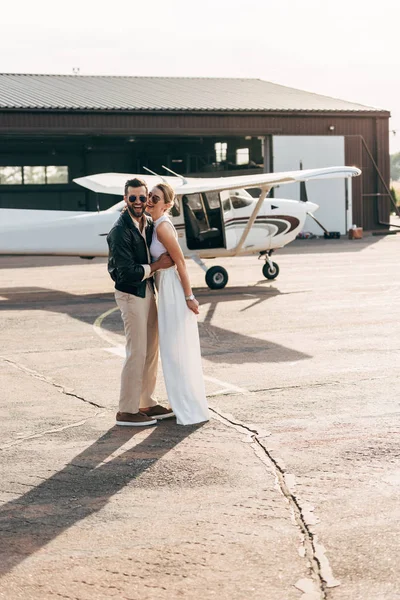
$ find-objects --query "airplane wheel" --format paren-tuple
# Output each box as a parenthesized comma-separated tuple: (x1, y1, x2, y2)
(262, 262, 279, 279)
(205, 266, 229, 290)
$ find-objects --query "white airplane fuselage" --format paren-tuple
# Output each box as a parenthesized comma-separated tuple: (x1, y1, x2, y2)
(0, 193, 317, 258)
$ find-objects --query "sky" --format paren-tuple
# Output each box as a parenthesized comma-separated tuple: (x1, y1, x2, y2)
(1, 0, 400, 153)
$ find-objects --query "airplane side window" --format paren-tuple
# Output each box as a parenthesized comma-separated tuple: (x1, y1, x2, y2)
(186, 193, 203, 211)
(231, 197, 253, 210)
(170, 197, 180, 217)
(205, 191, 220, 209)
(223, 198, 232, 212)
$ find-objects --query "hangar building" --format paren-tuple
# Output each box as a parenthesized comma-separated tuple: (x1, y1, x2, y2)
(0, 74, 391, 233)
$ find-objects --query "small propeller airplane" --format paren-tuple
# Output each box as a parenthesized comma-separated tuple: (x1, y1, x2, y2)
(0, 165, 361, 289)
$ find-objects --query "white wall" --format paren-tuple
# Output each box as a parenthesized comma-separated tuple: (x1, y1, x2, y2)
(272, 136, 348, 235)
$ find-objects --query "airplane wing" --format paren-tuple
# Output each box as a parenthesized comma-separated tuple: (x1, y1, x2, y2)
(73, 173, 179, 195)
(74, 166, 361, 198)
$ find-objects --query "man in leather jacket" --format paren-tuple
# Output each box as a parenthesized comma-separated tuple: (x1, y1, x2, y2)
(107, 178, 174, 427)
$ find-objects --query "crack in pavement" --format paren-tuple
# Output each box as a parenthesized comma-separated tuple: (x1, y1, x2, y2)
(0, 414, 106, 451)
(0, 355, 105, 409)
(209, 406, 340, 600)
(254, 437, 340, 597)
(209, 373, 400, 398)
(0, 355, 108, 450)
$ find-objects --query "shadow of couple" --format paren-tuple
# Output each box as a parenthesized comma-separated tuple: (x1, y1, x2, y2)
(0, 420, 203, 577)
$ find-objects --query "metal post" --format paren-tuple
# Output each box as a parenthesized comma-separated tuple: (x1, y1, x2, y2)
(262, 136, 273, 198)
(262, 136, 271, 173)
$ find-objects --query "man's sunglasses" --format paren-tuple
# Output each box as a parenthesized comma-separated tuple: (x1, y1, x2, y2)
(128, 194, 147, 203)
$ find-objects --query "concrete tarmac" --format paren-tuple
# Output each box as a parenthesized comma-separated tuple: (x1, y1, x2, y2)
(0, 234, 399, 600)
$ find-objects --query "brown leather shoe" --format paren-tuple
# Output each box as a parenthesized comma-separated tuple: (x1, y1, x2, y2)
(140, 405, 175, 420)
(116, 412, 157, 427)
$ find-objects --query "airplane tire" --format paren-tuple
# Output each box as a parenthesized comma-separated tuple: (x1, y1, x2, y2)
(205, 266, 229, 290)
(262, 262, 279, 279)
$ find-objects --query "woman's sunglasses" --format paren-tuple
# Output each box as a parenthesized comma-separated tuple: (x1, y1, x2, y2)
(148, 191, 162, 204)
(128, 194, 147, 203)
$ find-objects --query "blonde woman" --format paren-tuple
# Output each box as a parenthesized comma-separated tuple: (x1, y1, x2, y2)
(146, 182, 210, 425)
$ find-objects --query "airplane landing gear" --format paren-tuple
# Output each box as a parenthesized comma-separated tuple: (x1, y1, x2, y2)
(262, 261, 279, 279)
(259, 251, 279, 280)
(190, 254, 229, 290)
(205, 266, 229, 290)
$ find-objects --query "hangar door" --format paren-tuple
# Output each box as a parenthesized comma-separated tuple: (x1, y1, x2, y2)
(272, 136, 348, 235)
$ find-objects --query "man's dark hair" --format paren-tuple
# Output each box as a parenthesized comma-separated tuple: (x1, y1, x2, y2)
(124, 178, 148, 196)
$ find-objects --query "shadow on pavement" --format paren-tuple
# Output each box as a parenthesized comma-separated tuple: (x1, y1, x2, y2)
(195, 286, 311, 363)
(0, 421, 202, 578)
(0, 285, 312, 364)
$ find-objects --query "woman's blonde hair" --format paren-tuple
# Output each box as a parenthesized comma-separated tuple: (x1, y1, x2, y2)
(155, 182, 175, 209)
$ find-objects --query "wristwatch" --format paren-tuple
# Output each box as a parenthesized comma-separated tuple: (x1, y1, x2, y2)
(185, 294, 195, 301)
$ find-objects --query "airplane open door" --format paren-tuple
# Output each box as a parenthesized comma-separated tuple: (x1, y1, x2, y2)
(182, 191, 225, 250)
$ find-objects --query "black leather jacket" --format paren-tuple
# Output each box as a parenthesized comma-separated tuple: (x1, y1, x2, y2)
(107, 210, 153, 298)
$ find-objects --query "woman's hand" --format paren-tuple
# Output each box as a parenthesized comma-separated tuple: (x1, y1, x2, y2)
(186, 298, 200, 315)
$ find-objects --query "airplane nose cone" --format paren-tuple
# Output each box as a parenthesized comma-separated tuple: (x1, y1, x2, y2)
(306, 201, 319, 213)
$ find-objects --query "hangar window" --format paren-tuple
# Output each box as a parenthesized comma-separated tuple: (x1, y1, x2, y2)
(0, 166, 69, 185)
(24, 166, 46, 184)
(236, 148, 249, 165)
(46, 166, 69, 183)
(24, 166, 69, 184)
(215, 142, 227, 163)
(0, 166, 22, 184)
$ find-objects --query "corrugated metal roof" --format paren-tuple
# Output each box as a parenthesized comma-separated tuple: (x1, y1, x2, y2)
(0, 74, 384, 113)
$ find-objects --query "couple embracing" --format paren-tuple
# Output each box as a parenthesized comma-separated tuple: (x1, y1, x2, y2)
(107, 177, 210, 427)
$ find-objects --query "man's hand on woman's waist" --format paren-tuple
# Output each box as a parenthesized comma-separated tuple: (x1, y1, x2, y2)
(150, 253, 174, 274)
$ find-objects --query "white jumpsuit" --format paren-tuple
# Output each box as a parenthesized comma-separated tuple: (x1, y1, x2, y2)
(150, 214, 210, 425)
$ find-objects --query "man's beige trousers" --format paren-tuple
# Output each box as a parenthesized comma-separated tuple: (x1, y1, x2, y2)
(115, 288, 158, 414)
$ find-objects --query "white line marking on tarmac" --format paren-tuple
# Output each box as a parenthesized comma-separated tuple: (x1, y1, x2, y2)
(93, 306, 119, 345)
(202, 376, 247, 394)
(93, 306, 248, 397)
(105, 346, 125, 357)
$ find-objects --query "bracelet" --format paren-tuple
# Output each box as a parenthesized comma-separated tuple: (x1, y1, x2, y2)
(185, 294, 195, 301)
